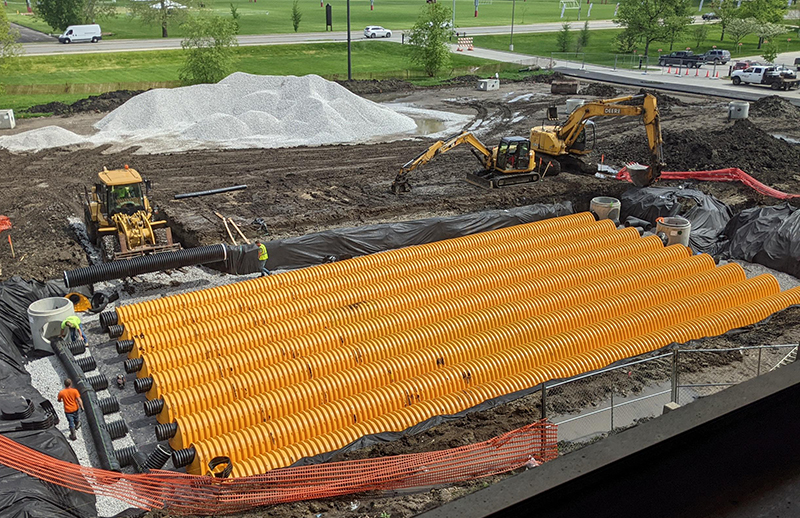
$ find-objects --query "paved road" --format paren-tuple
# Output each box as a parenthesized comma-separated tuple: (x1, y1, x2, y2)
(20, 19, 627, 56)
(11, 22, 54, 43)
(459, 44, 800, 106)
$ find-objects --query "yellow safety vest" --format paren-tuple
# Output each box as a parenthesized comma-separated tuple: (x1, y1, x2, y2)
(258, 244, 268, 261)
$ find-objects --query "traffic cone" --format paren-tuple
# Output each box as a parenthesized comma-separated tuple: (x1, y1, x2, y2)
(667, 66, 671, 74)
(675, 67, 680, 75)
(685, 68, 689, 75)
(706, 70, 709, 78)
(695, 68, 699, 76)
(715, 71, 719, 78)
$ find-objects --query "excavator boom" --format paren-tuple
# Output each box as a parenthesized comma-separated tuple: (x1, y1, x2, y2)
(552, 94, 664, 186)
(392, 132, 494, 193)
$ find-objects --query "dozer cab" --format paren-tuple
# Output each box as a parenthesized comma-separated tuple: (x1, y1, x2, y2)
(84, 166, 180, 261)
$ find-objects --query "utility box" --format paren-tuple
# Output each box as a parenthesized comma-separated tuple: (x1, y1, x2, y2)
(0, 109, 15, 130)
(477, 79, 499, 91)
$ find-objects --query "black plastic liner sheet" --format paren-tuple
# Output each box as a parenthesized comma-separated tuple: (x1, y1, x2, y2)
(264, 203, 574, 271)
(620, 186, 732, 255)
(0, 277, 96, 517)
(722, 203, 800, 278)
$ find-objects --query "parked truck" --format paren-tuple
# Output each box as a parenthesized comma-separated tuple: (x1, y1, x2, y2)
(658, 51, 704, 68)
(731, 65, 800, 91)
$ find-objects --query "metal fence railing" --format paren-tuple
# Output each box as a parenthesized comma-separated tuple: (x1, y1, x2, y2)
(538, 344, 798, 451)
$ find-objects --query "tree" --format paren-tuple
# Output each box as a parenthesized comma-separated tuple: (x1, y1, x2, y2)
(35, 0, 83, 31)
(755, 21, 786, 50)
(741, 0, 788, 47)
(82, 0, 116, 25)
(663, 10, 693, 51)
(726, 17, 757, 46)
(129, 0, 196, 38)
(710, 0, 742, 42)
(291, 0, 302, 32)
(578, 20, 590, 50)
(556, 23, 571, 53)
(615, 0, 692, 58)
(230, 3, 240, 33)
(692, 22, 710, 48)
(408, 2, 453, 77)
(1, 8, 22, 91)
(761, 39, 778, 63)
(179, 14, 239, 85)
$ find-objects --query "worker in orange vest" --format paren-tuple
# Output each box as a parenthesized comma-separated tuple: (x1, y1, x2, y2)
(57, 378, 84, 441)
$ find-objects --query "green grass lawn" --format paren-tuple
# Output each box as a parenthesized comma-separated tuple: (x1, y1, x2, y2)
(3, 0, 706, 39)
(474, 26, 800, 68)
(0, 40, 513, 113)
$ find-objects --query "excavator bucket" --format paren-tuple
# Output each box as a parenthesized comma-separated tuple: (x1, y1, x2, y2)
(627, 163, 658, 188)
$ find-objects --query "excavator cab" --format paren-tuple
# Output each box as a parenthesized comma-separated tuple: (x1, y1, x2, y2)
(496, 137, 531, 171)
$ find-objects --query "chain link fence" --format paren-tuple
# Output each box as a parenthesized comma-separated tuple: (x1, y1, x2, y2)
(537, 344, 798, 452)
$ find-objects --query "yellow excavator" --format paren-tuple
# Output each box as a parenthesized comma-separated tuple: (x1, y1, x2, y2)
(84, 166, 180, 262)
(392, 93, 665, 192)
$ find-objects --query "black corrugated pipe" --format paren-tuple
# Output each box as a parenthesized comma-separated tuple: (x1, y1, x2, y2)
(52, 339, 121, 472)
(99, 310, 118, 331)
(171, 446, 196, 468)
(143, 398, 164, 416)
(64, 244, 228, 288)
(174, 185, 247, 199)
(144, 444, 172, 470)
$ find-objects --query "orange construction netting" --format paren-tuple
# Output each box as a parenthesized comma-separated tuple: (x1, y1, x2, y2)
(0, 420, 556, 515)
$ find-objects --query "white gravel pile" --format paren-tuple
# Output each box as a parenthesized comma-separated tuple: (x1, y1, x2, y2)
(0, 126, 89, 152)
(93, 72, 418, 149)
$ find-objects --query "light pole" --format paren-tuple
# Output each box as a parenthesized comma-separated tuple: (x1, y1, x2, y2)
(510, 0, 516, 51)
(347, 0, 352, 80)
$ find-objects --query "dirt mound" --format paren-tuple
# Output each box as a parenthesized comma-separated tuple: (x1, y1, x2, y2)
(580, 82, 617, 97)
(443, 74, 482, 85)
(523, 71, 564, 84)
(750, 95, 800, 119)
(26, 90, 142, 115)
(336, 79, 415, 95)
(609, 119, 800, 187)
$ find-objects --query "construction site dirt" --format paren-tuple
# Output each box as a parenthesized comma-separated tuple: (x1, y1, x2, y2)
(1, 79, 800, 518)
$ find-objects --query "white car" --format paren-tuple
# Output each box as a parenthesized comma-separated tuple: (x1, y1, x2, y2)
(364, 26, 392, 38)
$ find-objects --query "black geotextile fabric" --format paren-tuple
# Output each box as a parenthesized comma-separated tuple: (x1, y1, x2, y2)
(206, 244, 261, 275)
(264, 203, 574, 271)
(721, 203, 800, 278)
(620, 186, 732, 255)
(0, 278, 96, 517)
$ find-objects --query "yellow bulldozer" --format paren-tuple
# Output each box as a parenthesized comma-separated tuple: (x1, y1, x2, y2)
(84, 166, 180, 262)
(392, 93, 665, 192)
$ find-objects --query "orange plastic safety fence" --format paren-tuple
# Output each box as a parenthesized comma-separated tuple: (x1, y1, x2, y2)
(0, 421, 556, 516)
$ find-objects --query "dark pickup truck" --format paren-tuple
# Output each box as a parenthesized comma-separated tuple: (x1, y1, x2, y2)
(658, 51, 704, 68)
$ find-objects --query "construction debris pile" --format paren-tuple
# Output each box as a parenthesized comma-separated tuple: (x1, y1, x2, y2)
(108, 213, 800, 478)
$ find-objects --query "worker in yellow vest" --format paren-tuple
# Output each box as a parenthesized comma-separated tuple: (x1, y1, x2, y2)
(60, 316, 86, 344)
(255, 240, 272, 277)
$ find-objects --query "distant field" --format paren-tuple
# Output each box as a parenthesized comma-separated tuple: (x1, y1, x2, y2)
(4, 0, 625, 39)
(0, 41, 513, 114)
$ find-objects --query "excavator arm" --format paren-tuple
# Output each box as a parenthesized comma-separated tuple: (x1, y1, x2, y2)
(392, 132, 494, 194)
(556, 94, 665, 186)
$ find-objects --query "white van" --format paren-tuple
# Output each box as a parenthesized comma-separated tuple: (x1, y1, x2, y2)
(58, 24, 102, 44)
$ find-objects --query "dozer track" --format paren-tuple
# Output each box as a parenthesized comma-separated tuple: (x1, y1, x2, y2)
(465, 170, 542, 190)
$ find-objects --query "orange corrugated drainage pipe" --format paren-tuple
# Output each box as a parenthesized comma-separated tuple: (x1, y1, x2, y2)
(115, 213, 598, 323)
(218, 285, 800, 477)
(176, 275, 775, 469)
(134, 231, 679, 370)
(125, 225, 641, 356)
(137, 244, 693, 378)
(119, 218, 616, 341)
(148, 253, 724, 403)
(166, 262, 743, 447)
(152, 235, 670, 419)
